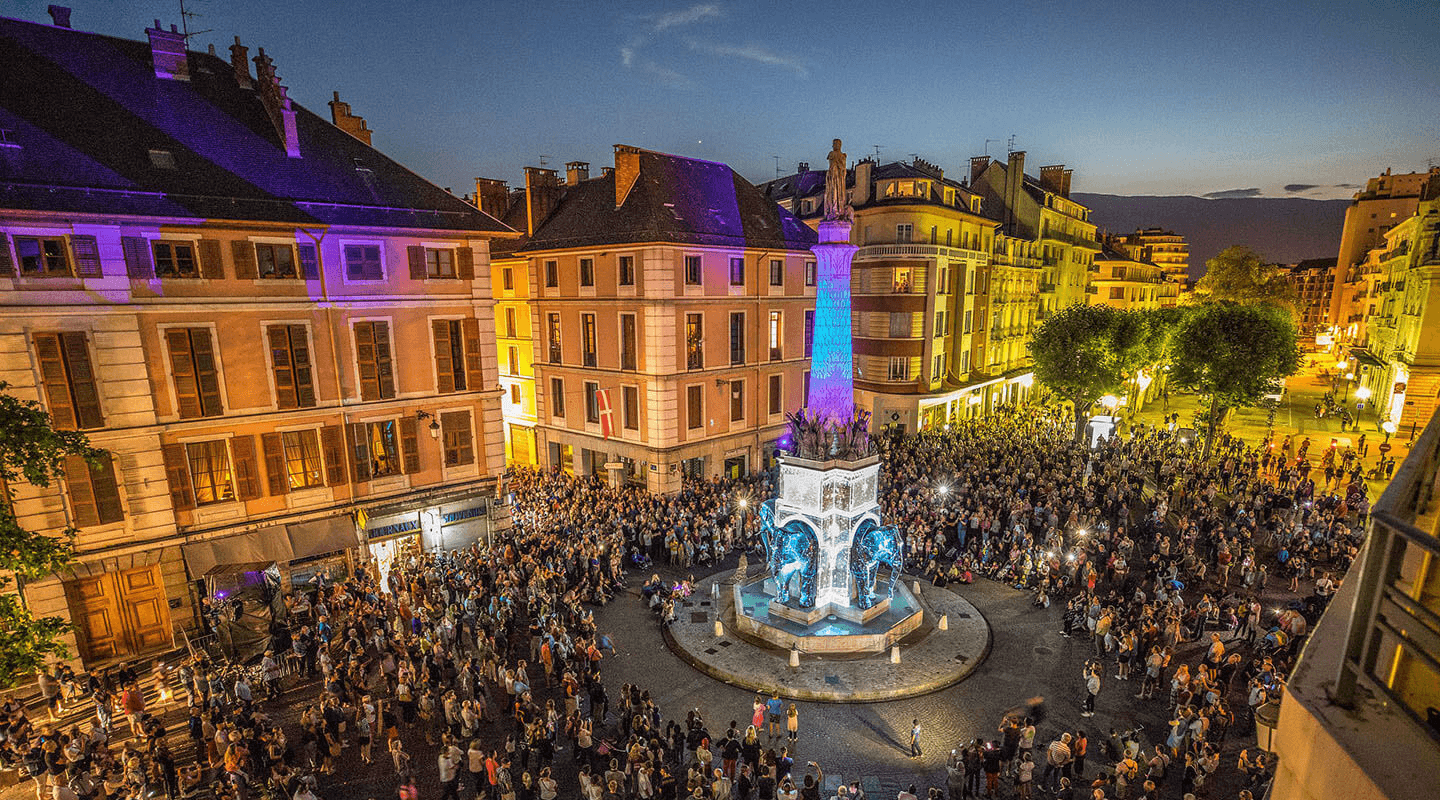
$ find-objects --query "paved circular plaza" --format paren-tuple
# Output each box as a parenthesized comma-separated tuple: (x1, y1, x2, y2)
(664, 575, 991, 701)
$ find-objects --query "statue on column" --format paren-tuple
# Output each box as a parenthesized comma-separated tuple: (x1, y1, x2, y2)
(822, 138, 853, 222)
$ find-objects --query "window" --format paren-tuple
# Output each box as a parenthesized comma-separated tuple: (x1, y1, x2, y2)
(581, 314, 598, 367)
(256, 243, 297, 278)
(353, 321, 396, 401)
(730, 379, 744, 422)
(154, 241, 198, 278)
(619, 255, 635, 286)
(888, 357, 909, 381)
(964, 310, 973, 333)
(804, 260, 817, 287)
(358, 420, 400, 478)
(550, 377, 565, 417)
(544, 260, 558, 287)
(961, 350, 970, 373)
(432, 319, 469, 392)
(730, 257, 745, 286)
(584, 380, 600, 423)
(187, 440, 235, 505)
(804, 310, 815, 358)
(803, 370, 810, 401)
(506, 346, 518, 375)
(14, 236, 70, 276)
(769, 259, 784, 286)
(622, 385, 639, 430)
(267, 324, 316, 409)
(510, 384, 520, 404)
(934, 311, 945, 337)
(547, 313, 563, 364)
(505, 308, 517, 338)
(889, 312, 911, 338)
(933, 354, 944, 380)
(281, 430, 324, 489)
(1110, 286, 1125, 299)
(768, 374, 782, 415)
(938, 266, 949, 293)
(768, 311, 782, 361)
(946, 229, 954, 247)
(729, 312, 745, 365)
(441, 410, 474, 467)
(162, 328, 222, 420)
(425, 248, 456, 278)
(685, 255, 702, 285)
(686, 385, 703, 429)
(893, 267, 913, 293)
(579, 257, 594, 287)
(895, 224, 913, 243)
(930, 226, 938, 245)
(343, 244, 383, 280)
(686, 313, 704, 370)
(62, 453, 124, 526)
(32, 331, 104, 430)
(502, 267, 514, 290)
(620, 314, 637, 371)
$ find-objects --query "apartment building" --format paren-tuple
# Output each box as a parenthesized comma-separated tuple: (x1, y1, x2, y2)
(1282, 257, 1337, 336)
(474, 177, 539, 465)
(520, 146, 818, 492)
(0, 12, 514, 664)
(1088, 242, 1167, 311)
(1112, 227, 1187, 307)
(1329, 166, 1440, 330)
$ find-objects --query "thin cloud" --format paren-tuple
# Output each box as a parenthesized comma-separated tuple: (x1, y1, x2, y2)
(687, 39, 809, 77)
(652, 4, 722, 32)
(1284, 184, 1318, 193)
(1204, 188, 1262, 199)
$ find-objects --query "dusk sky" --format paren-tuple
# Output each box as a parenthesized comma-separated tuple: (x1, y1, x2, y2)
(21, 0, 1440, 199)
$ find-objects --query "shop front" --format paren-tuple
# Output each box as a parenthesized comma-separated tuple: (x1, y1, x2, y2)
(361, 495, 495, 590)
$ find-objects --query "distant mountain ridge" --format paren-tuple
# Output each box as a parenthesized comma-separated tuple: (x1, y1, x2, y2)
(1074, 193, 1349, 277)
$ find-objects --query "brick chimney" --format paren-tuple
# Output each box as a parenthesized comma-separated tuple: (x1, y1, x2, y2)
(613, 145, 644, 208)
(252, 49, 301, 158)
(329, 91, 372, 145)
(146, 20, 189, 81)
(1003, 151, 1026, 232)
(970, 155, 990, 184)
(853, 158, 873, 206)
(47, 5, 71, 28)
(228, 36, 252, 89)
(524, 167, 561, 236)
(601, 167, 615, 179)
(474, 178, 510, 220)
(1039, 165, 1066, 195)
(565, 161, 590, 186)
(797, 161, 809, 173)
(1061, 168, 1073, 198)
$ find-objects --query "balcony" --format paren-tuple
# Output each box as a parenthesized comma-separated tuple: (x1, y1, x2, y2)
(1038, 283, 1057, 294)
(855, 243, 986, 263)
(990, 252, 1042, 269)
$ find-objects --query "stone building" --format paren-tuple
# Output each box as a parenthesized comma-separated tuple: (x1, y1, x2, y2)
(0, 11, 514, 665)
(1281, 257, 1337, 337)
(1111, 227, 1186, 307)
(1088, 241, 1167, 311)
(1329, 166, 1440, 331)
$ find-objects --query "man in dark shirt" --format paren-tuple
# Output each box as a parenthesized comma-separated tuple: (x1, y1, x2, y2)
(982, 743, 1003, 798)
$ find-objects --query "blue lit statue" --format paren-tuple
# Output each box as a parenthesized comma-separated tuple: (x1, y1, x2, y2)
(849, 518, 901, 609)
(759, 500, 819, 607)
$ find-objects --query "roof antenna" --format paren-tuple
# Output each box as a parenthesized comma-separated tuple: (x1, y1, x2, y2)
(1007, 134, 1017, 154)
(773, 155, 781, 178)
(178, 0, 212, 40)
(871, 144, 883, 161)
(538, 154, 552, 168)
(984, 139, 1002, 157)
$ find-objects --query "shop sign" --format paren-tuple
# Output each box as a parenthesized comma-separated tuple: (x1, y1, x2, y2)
(441, 504, 487, 526)
(366, 514, 421, 540)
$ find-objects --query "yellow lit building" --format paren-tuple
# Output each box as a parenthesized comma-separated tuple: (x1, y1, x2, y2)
(1087, 242, 1166, 311)
(1113, 227, 1187, 307)
(1329, 166, 1440, 332)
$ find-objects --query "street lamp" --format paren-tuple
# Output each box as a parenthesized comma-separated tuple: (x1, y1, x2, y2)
(1332, 360, 1348, 395)
(1382, 420, 1396, 443)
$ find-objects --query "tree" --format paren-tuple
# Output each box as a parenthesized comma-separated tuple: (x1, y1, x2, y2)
(1192, 246, 1297, 312)
(0, 382, 92, 685)
(1169, 304, 1302, 457)
(1029, 304, 1132, 443)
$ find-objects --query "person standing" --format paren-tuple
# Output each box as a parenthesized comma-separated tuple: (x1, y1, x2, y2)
(786, 704, 800, 746)
(767, 694, 784, 741)
(909, 719, 922, 758)
(1081, 663, 1101, 717)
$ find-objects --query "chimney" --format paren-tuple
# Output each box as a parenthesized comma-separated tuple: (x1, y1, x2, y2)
(229, 36, 252, 88)
(1039, 165, 1066, 195)
(1061, 169, 1073, 198)
(601, 166, 615, 179)
(970, 155, 990, 184)
(47, 5, 71, 28)
(853, 159, 873, 206)
(797, 161, 809, 173)
(329, 91, 373, 146)
(524, 167, 561, 236)
(473, 178, 510, 220)
(145, 20, 189, 81)
(252, 49, 301, 158)
(613, 145, 644, 208)
(565, 161, 590, 186)
(1004, 151, 1025, 232)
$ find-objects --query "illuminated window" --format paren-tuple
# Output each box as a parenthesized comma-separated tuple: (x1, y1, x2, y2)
(893, 267, 912, 293)
(281, 430, 324, 490)
(186, 440, 235, 505)
(768, 311, 782, 361)
(547, 313, 562, 364)
(581, 313, 597, 367)
(685, 255, 702, 285)
(686, 314, 704, 370)
(363, 420, 400, 478)
(579, 257, 594, 287)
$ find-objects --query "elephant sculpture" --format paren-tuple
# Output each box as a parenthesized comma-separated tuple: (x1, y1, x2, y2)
(759, 500, 819, 607)
(850, 518, 902, 609)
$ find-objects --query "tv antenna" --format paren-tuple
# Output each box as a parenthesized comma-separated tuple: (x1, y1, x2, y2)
(537, 154, 553, 168)
(1007, 134, 1017, 154)
(871, 144, 884, 161)
(773, 155, 781, 177)
(178, 0, 211, 40)
(984, 139, 1002, 157)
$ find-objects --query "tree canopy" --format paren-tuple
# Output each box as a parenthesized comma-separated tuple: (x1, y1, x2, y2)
(1030, 304, 1132, 442)
(1192, 245, 1296, 312)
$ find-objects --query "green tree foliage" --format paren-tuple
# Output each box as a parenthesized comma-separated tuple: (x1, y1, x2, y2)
(1169, 304, 1302, 457)
(0, 382, 92, 684)
(1030, 304, 1132, 443)
(1193, 245, 1297, 312)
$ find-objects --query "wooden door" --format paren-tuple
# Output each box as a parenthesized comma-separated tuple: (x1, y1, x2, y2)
(66, 565, 173, 664)
(119, 566, 171, 652)
(67, 576, 122, 661)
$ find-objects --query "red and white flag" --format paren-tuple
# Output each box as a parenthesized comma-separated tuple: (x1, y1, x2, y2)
(596, 387, 615, 439)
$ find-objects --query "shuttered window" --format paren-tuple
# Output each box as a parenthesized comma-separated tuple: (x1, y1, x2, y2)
(255, 243, 297, 278)
(432, 320, 467, 393)
(14, 236, 71, 276)
(320, 426, 347, 485)
(32, 332, 104, 430)
(441, 410, 474, 467)
(186, 440, 235, 505)
(62, 454, 124, 527)
(348, 420, 401, 481)
(153, 241, 198, 277)
(353, 321, 395, 401)
(230, 435, 262, 500)
(267, 324, 316, 409)
(264, 430, 324, 493)
(164, 328, 223, 419)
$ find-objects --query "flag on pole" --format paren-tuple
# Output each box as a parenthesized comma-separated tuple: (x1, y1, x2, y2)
(597, 387, 615, 439)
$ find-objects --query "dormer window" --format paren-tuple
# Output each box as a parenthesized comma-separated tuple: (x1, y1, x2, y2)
(149, 148, 177, 169)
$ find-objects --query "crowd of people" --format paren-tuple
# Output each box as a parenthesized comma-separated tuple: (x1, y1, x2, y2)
(0, 404, 1369, 800)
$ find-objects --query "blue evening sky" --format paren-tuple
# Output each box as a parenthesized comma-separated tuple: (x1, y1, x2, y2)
(17, 0, 1440, 199)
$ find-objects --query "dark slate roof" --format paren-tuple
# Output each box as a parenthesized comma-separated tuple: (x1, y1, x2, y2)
(759, 160, 997, 223)
(1293, 257, 1337, 271)
(519, 149, 816, 253)
(489, 189, 532, 256)
(0, 16, 513, 234)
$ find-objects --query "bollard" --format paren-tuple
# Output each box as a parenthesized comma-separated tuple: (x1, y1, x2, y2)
(938, 614, 948, 631)
(789, 648, 800, 668)
(714, 620, 724, 637)
(891, 645, 901, 664)
(712, 581, 720, 598)
(913, 580, 923, 596)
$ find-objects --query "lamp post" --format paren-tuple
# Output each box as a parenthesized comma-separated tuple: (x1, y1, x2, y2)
(1355, 385, 1372, 420)
(1382, 420, 1396, 444)
(1332, 360, 1348, 396)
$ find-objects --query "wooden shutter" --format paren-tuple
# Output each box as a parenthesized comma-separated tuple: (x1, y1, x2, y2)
(190, 329, 223, 417)
(407, 246, 426, 280)
(89, 454, 124, 524)
(320, 425, 347, 485)
(399, 417, 420, 474)
(166, 329, 201, 419)
(290, 325, 315, 408)
(355, 322, 377, 401)
(298, 243, 319, 279)
(62, 455, 100, 527)
(432, 320, 455, 394)
(442, 410, 474, 466)
(261, 432, 288, 496)
(456, 246, 475, 280)
(231, 435, 262, 500)
(61, 332, 103, 429)
(374, 321, 395, 399)
(231, 240, 257, 279)
(268, 325, 297, 409)
(461, 317, 484, 390)
(161, 443, 195, 511)
(70, 235, 103, 278)
(33, 333, 77, 430)
(347, 423, 372, 482)
(121, 236, 154, 279)
(0, 233, 13, 277)
(198, 239, 224, 279)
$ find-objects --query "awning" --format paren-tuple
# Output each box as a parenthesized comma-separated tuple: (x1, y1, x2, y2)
(1350, 349, 1385, 368)
(182, 514, 361, 577)
(289, 515, 361, 561)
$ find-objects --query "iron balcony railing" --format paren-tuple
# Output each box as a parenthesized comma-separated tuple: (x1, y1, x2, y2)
(855, 243, 987, 262)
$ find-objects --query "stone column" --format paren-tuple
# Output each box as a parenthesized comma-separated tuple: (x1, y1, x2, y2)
(807, 220, 859, 423)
